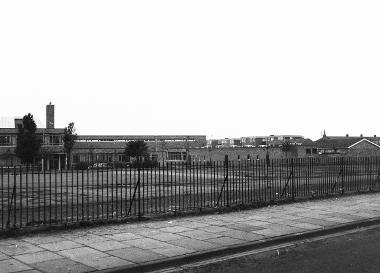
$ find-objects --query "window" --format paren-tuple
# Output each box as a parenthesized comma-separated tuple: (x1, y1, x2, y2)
(118, 154, 126, 162)
(43, 135, 62, 145)
(73, 155, 80, 163)
(312, 148, 317, 154)
(168, 152, 183, 161)
(247, 154, 251, 160)
(0, 136, 13, 146)
(306, 149, 311, 154)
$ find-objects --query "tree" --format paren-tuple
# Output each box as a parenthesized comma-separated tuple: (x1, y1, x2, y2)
(281, 141, 296, 157)
(15, 113, 41, 165)
(125, 140, 148, 165)
(63, 122, 77, 169)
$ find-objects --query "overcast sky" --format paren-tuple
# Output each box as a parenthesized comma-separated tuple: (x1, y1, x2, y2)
(1, 1, 379, 140)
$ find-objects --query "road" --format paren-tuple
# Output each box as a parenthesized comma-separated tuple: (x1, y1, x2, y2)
(166, 225, 380, 273)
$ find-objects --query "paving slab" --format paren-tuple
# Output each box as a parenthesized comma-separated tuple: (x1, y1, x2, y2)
(0, 242, 44, 256)
(220, 230, 266, 241)
(177, 221, 209, 229)
(205, 236, 246, 246)
(107, 247, 165, 264)
(22, 235, 67, 245)
(296, 217, 340, 227)
(85, 240, 129, 252)
(58, 247, 108, 263)
(145, 232, 187, 242)
(32, 258, 94, 273)
(104, 232, 142, 241)
(69, 234, 109, 245)
(226, 223, 267, 232)
(122, 238, 173, 250)
(178, 230, 223, 240)
(39, 240, 82, 252)
(167, 238, 219, 251)
(197, 225, 231, 233)
(0, 252, 9, 261)
(13, 251, 62, 264)
(150, 245, 195, 257)
(159, 226, 194, 233)
(0, 259, 32, 273)
(82, 255, 134, 270)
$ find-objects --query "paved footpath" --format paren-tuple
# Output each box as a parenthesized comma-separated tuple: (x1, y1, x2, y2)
(1, 193, 380, 273)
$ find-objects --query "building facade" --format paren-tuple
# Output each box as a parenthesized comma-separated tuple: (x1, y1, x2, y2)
(0, 104, 208, 169)
(313, 134, 380, 157)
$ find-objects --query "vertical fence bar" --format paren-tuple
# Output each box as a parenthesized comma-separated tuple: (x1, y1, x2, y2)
(115, 166, 118, 219)
(101, 166, 104, 219)
(96, 167, 99, 219)
(53, 168, 56, 223)
(137, 164, 141, 218)
(25, 166, 29, 227)
(158, 162, 161, 214)
(106, 167, 109, 219)
(60, 167, 63, 224)
(226, 156, 229, 207)
(291, 159, 295, 201)
(1, 166, 3, 230)
(81, 169, 84, 221)
(76, 168, 79, 222)
(48, 169, 51, 225)
(151, 163, 154, 214)
(86, 167, 89, 221)
(19, 166, 22, 228)
(203, 160, 206, 209)
(231, 160, 235, 205)
(155, 162, 158, 214)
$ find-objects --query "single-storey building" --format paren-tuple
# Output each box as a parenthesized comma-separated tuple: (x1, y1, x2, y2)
(313, 134, 380, 157)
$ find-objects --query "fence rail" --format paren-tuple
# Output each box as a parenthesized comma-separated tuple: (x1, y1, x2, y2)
(1, 156, 380, 232)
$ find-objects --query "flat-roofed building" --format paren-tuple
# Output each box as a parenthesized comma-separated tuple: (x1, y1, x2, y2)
(0, 104, 207, 169)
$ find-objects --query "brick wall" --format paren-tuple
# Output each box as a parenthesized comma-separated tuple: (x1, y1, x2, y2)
(187, 147, 300, 162)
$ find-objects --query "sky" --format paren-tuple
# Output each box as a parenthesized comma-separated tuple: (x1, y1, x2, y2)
(1, 1, 379, 141)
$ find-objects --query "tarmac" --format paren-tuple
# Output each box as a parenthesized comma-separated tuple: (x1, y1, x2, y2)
(1, 193, 380, 273)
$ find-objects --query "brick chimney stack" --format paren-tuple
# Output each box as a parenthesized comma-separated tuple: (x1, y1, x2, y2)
(46, 102, 54, 129)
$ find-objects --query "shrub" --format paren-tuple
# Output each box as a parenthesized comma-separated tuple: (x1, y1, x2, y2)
(75, 161, 91, 170)
(131, 159, 159, 168)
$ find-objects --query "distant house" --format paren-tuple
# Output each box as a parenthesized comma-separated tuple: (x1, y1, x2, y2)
(314, 134, 380, 157)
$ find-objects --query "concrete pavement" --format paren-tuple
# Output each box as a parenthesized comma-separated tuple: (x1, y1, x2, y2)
(1, 193, 380, 273)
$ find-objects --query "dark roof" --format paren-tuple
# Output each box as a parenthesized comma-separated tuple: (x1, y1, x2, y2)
(76, 135, 206, 141)
(0, 128, 64, 134)
(314, 136, 380, 149)
(73, 142, 126, 150)
(299, 138, 314, 146)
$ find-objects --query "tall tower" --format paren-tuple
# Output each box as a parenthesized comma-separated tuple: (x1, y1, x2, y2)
(46, 102, 55, 129)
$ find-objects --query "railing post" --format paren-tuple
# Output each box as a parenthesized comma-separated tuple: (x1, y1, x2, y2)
(137, 160, 141, 218)
(225, 155, 229, 207)
(341, 157, 344, 195)
(291, 158, 295, 201)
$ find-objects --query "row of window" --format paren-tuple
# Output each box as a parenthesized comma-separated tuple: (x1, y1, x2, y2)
(167, 152, 187, 161)
(0, 135, 62, 146)
(72, 153, 159, 164)
(0, 136, 15, 146)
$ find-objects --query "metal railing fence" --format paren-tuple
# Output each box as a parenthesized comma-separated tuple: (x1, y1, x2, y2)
(1, 156, 380, 231)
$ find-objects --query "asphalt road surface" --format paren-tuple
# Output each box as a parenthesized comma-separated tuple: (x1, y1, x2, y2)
(165, 225, 380, 273)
